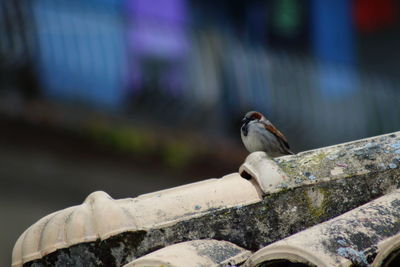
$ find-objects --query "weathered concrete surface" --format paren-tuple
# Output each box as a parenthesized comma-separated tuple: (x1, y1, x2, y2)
(124, 240, 251, 267)
(245, 189, 400, 267)
(19, 131, 400, 266)
(13, 176, 261, 267)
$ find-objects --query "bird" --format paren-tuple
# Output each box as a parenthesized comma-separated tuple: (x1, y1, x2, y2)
(240, 111, 294, 157)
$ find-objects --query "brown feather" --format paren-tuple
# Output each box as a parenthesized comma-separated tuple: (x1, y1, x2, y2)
(249, 112, 263, 120)
(264, 123, 290, 149)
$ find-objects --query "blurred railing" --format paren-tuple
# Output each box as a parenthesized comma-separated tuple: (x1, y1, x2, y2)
(188, 32, 400, 150)
(1, 0, 400, 151)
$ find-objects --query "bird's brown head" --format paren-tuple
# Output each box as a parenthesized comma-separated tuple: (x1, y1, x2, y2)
(242, 111, 264, 125)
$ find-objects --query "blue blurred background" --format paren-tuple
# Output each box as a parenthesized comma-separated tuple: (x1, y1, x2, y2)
(2, 0, 400, 264)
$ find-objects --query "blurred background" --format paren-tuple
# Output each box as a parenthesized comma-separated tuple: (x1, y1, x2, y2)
(2, 0, 400, 264)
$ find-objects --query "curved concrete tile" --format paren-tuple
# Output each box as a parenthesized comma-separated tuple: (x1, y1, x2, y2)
(239, 151, 290, 194)
(12, 173, 262, 267)
(372, 233, 400, 266)
(123, 239, 251, 267)
(245, 189, 400, 267)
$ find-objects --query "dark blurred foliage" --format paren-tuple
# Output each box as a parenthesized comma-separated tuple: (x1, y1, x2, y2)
(2, 0, 400, 265)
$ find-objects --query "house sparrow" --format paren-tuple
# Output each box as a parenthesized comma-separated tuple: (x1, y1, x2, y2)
(241, 111, 294, 157)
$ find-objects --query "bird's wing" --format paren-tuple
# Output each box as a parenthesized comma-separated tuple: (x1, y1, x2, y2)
(263, 123, 290, 149)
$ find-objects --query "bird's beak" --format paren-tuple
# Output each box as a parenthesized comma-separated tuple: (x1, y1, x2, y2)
(242, 117, 249, 124)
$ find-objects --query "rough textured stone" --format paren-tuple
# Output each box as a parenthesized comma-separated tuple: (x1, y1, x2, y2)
(245, 189, 400, 267)
(24, 132, 400, 266)
(124, 240, 251, 266)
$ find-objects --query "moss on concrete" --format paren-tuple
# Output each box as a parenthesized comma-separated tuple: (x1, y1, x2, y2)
(24, 132, 400, 266)
(308, 187, 331, 219)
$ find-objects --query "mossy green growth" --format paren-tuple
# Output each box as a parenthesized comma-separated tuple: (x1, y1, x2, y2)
(280, 152, 328, 182)
(299, 152, 327, 167)
(304, 187, 331, 219)
(314, 152, 327, 162)
(277, 160, 298, 177)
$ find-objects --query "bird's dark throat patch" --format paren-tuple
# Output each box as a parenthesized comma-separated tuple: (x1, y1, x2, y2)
(241, 124, 249, 136)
